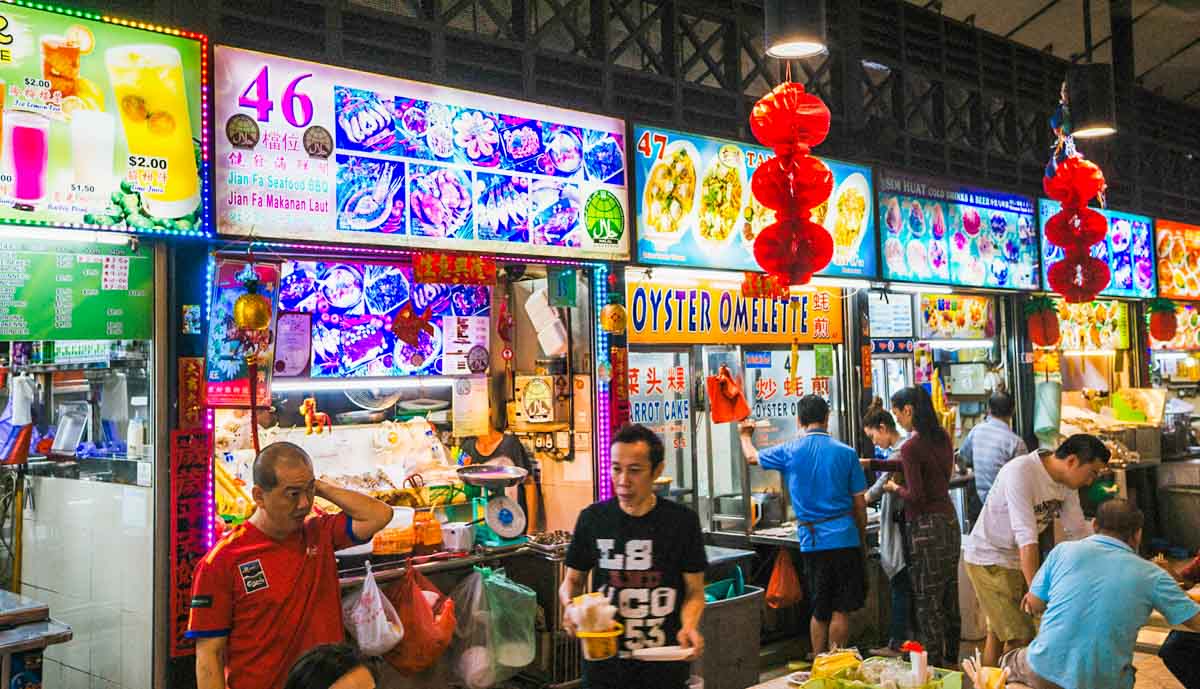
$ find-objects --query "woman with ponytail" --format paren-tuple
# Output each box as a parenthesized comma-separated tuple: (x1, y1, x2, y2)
(865, 386, 960, 666)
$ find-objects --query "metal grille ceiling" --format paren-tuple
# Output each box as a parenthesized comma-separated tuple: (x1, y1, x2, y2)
(915, 0, 1200, 105)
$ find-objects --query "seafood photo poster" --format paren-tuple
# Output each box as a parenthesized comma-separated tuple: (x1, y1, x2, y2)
(215, 47, 628, 260)
(878, 170, 1039, 290)
(1155, 219, 1200, 301)
(1039, 200, 1156, 299)
(632, 125, 877, 278)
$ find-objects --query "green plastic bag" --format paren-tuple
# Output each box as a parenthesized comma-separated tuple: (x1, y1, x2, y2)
(482, 567, 538, 669)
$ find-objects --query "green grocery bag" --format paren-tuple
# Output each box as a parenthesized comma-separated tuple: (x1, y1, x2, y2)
(482, 567, 538, 669)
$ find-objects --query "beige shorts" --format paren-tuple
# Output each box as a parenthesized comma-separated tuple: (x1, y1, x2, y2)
(964, 562, 1037, 643)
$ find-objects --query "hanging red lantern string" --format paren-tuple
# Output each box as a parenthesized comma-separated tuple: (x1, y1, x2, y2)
(748, 80, 834, 286)
(1043, 97, 1110, 303)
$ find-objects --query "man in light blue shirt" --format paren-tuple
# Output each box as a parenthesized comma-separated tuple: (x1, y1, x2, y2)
(739, 395, 867, 657)
(960, 392, 1027, 505)
(1001, 499, 1200, 689)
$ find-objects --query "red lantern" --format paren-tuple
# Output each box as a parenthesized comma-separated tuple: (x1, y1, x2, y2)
(754, 219, 834, 286)
(749, 82, 831, 153)
(1024, 296, 1061, 348)
(1047, 253, 1110, 303)
(751, 156, 834, 214)
(1148, 299, 1179, 343)
(1044, 208, 1107, 249)
(1043, 156, 1106, 209)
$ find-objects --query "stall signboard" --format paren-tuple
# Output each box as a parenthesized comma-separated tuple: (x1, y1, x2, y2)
(277, 259, 490, 377)
(878, 171, 1039, 290)
(627, 352, 692, 457)
(633, 125, 876, 277)
(1155, 219, 1200, 301)
(0, 236, 152, 340)
(0, 6, 207, 235)
(205, 260, 279, 407)
(868, 291, 914, 338)
(214, 46, 629, 260)
(1150, 302, 1200, 351)
(918, 294, 994, 340)
(1039, 200, 1156, 299)
(169, 430, 211, 657)
(745, 349, 827, 447)
(1053, 299, 1130, 351)
(625, 277, 843, 345)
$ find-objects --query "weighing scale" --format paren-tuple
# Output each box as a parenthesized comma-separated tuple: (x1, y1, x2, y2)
(457, 464, 529, 548)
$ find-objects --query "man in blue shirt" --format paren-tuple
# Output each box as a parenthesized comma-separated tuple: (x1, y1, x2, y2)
(959, 392, 1027, 506)
(1001, 499, 1200, 689)
(739, 395, 868, 656)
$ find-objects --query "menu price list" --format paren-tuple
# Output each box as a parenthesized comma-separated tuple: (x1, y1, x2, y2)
(0, 240, 151, 342)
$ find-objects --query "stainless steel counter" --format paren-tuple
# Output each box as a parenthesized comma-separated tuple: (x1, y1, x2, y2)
(0, 590, 72, 656)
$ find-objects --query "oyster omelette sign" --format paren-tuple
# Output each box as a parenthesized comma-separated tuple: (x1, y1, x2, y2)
(626, 276, 843, 345)
(214, 46, 629, 260)
(633, 125, 876, 277)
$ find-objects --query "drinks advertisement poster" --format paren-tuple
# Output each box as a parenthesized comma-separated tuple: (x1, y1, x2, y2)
(277, 259, 490, 378)
(878, 171, 1039, 290)
(214, 46, 629, 260)
(1039, 200, 1156, 299)
(0, 6, 206, 234)
(1155, 219, 1200, 300)
(918, 294, 995, 340)
(205, 259, 279, 408)
(633, 125, 876, 278)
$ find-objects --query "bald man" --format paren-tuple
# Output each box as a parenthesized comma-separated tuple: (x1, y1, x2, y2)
(188, 442, 393, 689)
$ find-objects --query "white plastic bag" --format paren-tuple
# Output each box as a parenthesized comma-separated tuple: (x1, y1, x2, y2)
(342, 563, 404, 656)
(449, 570, 520, 689)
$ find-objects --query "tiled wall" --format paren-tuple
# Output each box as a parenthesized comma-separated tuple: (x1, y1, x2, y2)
(21, 477, 153, 689)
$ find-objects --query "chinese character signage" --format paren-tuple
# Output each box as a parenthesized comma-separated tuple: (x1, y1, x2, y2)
(1040, 200, 1155, 299)
(627, 352, 691, 459)
(625, 277, 843, 345)
(879, 170, 1039, 290)
(633, 125, 876, 278)
(918, 294, 994, 340)
(0, 6, 207, 235)
(744, 349, 828, 448)
(169, 430, 211, 657)
(0, 236, 152, 340)
(215, 46, 628, 260)
(1150, 302, 1200, 351)
(1156, 219, 1200, 300)
(1054, 298, 1130, 351)
(277, 259, 490, 377)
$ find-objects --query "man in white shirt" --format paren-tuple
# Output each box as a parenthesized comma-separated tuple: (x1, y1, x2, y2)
(963, 434, 1110, 666)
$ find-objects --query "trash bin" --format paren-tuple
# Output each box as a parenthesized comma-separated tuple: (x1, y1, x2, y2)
(696, 584, 763, 689)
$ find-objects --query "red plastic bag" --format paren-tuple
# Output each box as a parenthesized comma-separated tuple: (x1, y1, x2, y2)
(766, 549, 803, 609)
(383, 565, 457, 674)
(706, 364, 751, 424)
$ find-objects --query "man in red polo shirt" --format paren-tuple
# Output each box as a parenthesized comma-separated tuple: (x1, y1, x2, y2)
(188, 442, 393, 689)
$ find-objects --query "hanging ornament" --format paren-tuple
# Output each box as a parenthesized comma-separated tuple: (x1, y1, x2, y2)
(1043, 207, 1107, 249)
(1024, 296, 1062, 348)
(1148, 298, 1179, 343)
(748, 81, 835, 286)
(233, 269, 272, 332)
(1046, 252, 1110, 304)
(599, 303, 628, 334)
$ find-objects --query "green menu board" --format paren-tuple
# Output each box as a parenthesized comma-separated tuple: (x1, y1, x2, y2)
(0, 238, 152, 340)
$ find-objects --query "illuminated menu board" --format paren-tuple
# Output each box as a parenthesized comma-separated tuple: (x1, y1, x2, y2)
(1039, 200, 1156, 299)
(215, 46, 628, 260)
(1156, 219, 1200, 301)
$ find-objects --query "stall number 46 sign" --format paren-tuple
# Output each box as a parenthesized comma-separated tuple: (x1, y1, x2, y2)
(239, 66, 315, 128)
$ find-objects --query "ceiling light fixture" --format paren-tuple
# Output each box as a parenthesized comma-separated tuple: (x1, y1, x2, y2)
(764, 0, 827, 59)
(1065, 63, 1118, 138)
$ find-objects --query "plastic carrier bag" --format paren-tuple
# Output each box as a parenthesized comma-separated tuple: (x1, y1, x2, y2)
(341, 562, 404, 656)
(449, 570, 518, 689)
(383, 564, 457, 674)
(766, 548, 803, 609)
(482, 567, 537, 669)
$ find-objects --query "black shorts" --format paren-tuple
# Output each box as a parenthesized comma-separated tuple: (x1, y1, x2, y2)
(583, 657, 689, 689)
(800, 546, 867, 622)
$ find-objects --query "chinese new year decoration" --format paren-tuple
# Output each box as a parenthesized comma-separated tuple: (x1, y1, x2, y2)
(741, 272, 790, 300)
(1025, 296, 1061, 348)
(600, 303, 628, 334)
(748, 80, 834, 286)
(413, 252, 497, 285)
(1044, 87, 1110, 303)
(1148, 298, 1178, 343)
(301, 397, 332, 435)
(233, 263, 275, 453)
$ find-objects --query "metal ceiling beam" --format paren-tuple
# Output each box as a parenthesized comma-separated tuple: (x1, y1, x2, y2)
(1139, 36, 1200, 80)
(1070, 1, 1165, 62)
(1005, 0, 1063, 38)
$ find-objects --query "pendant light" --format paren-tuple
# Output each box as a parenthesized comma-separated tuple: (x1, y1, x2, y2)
(1065, 62, 1117, 138)
(764, 0, 827, 59)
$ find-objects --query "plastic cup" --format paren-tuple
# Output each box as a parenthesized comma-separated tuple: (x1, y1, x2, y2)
(577, 622, 623, 661)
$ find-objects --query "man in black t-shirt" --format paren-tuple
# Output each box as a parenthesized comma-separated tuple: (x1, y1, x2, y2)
(561, 424, 708, 689)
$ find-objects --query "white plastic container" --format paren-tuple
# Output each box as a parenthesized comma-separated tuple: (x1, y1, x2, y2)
(442, 522, 475, 552)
